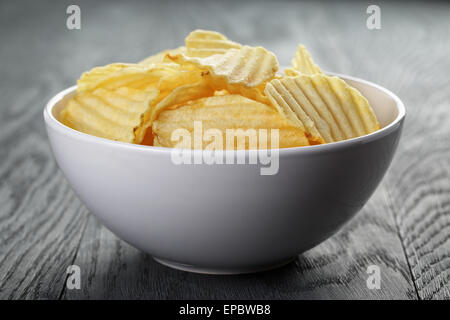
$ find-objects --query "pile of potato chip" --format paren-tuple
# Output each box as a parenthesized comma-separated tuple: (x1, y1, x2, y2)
(61, 29, 380, 149)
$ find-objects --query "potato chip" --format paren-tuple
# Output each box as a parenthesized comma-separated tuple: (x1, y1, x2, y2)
(77, 63, 177, 92)
(169, 45, 278, 87)
(153, 137, 163, 147)
(139, 47, 186, 65)
(152, 94, 310, 149)
(265, 74, 380, 144)
(72, 61, 213, 144)
(290, 44, 322, 75)
(229, 84, 270, 105)
(79, 61, 207, 95)
(61, 86, 159, 143)
(137, 79, 215, 143)
(62, 29, 378, 149)
(284, 67, 301, 77)
(156, 65, 208, 99)
(185, 29, 241, 57)
(168, 46, 278, 104)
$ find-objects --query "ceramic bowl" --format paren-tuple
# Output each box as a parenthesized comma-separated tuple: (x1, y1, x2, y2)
(44, 73, 405, 274)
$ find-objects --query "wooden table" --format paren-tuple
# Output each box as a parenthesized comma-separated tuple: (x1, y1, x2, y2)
(0, 0, 449, 300)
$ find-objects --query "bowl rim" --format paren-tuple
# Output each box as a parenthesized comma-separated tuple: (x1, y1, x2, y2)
(44, 72, 406, 155)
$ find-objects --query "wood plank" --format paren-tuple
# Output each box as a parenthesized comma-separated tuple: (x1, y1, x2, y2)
(0, 116, 90, 299)
(385, 108, 450, 298)
(0, 0, 92, 299)
(365, 1, 450, 299)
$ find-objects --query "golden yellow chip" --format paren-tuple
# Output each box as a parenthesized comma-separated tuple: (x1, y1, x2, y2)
(69, 61, 213, 145)
(290, 44, 322, 75)
(61, 86, 159, 143)
(152, 94, 310, 149)
(78, 61, 207, 97)
(169, 45, 278, 87)
(156, 65, 208, 99)
(64, 29, 378, 149)
(139, 47, 186, 65)
(137, 79, 215, 143)
(284, 67, 301, 77)
(168, 46, 278, 104)
(265, 74, 380, 144)
(152, 138, 163, 147)
(185, 29, 241, 57)
(77, 63, 178, 92)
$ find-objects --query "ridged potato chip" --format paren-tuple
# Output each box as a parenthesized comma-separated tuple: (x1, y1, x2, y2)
(137, 79, 215, 143)
(62, 29, 378, 149)
(156, 65, 208, 99)
(168, 46, 278, 104)
(61, 86, 159, 143)
(265, 74, 380, 144)
(69, 61, 213, 144)
(185, 29, 241, 57)
(284, 67, 301, 77)
(77, 63, 177, 92)
(152, 94, 310, 149)
(290, 44, 322, 75)
(170, 46, 278, 87)
(79, 61, 207, 97)
(139, 47, 186, 65)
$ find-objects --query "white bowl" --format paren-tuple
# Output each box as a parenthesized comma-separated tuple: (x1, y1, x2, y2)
(44, 73, 405, 274)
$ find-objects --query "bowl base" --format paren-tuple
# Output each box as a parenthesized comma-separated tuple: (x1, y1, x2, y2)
(153, 256, 296, 275)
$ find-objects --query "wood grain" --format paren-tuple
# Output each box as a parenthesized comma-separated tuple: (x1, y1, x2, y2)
(0, 0, 449, 299)
(363, 1, 450, 299)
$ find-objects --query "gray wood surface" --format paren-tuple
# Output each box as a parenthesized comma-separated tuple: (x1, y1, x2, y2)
(0, 0, 449, 300)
